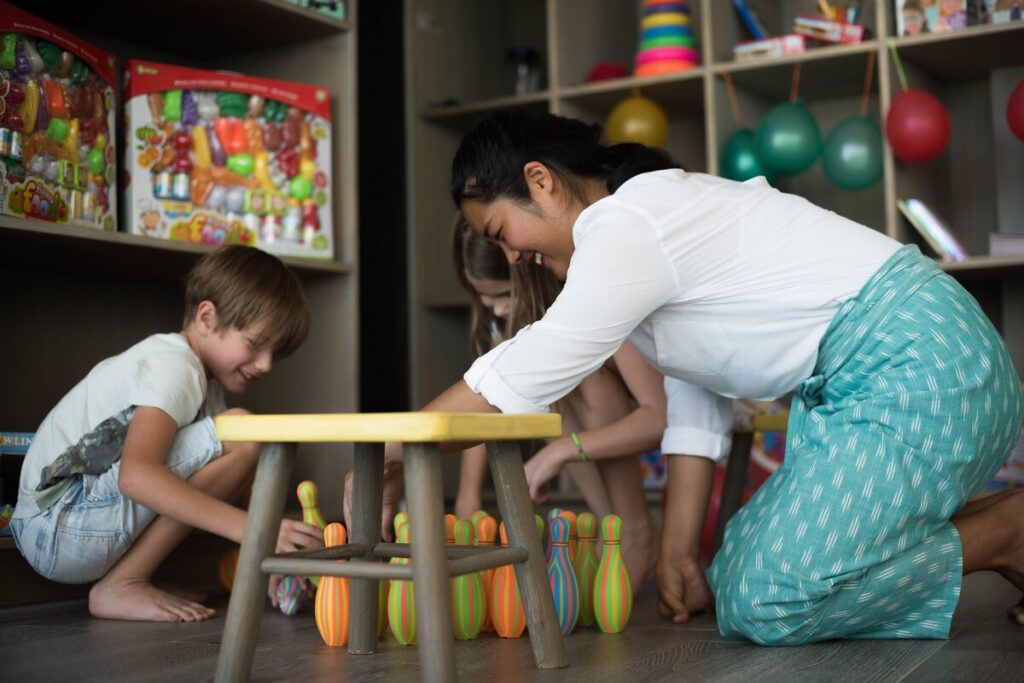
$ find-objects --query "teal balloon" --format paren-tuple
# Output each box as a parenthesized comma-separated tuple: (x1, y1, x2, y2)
(719, 129, 774, 184)
(754, 100, 821, 175)
(822, 116, 883, 190)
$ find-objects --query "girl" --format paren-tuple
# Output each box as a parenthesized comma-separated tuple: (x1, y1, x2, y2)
(356, 108, 1023, 644)
(453, 216, 666, 592)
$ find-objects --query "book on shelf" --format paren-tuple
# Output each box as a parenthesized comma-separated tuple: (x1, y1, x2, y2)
(897, 198, 969, 263)
(989, 232, 1024, 256)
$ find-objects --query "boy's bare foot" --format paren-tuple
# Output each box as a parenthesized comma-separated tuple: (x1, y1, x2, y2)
(155, 581, 208, 603)
(90, 576, 215, 622)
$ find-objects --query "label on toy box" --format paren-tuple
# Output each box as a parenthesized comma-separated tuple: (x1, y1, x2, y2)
(123, 60, 333, 260)
(0, 1, 118, 230)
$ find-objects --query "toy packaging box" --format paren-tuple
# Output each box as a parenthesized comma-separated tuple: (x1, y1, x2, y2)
(0, 431, 33, 535)
(0, 1, 117, 230)
(123, 60, 334, 260)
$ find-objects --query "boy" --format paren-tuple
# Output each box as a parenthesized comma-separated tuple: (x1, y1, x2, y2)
(10, 245, 323, 622)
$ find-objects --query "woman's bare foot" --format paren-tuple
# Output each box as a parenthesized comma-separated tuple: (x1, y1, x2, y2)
(620, 514, 660, 595)
(89, 576, 215, 622)
(953, 489, 1024, 625)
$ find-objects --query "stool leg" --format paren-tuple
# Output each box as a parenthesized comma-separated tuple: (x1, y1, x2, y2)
(488, 440, 567, 670)
(712, 431, 753, 556)
(348, 442, 384, 654)
(403, 443, 456, 683)
(215, 442, 295, 683)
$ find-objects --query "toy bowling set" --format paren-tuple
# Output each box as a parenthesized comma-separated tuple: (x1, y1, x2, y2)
(0, 1, 117, 230)
(124, 60, 334, 259)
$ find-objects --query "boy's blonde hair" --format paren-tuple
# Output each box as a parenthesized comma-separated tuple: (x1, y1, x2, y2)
(184, 246, 310, 359)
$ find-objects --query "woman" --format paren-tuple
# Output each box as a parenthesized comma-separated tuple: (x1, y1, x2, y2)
(352, 108, 1023, 644)
(453, 217, 665, 591)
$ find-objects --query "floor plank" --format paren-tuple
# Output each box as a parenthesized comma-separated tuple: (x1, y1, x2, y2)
(0, 571, 1019, 682)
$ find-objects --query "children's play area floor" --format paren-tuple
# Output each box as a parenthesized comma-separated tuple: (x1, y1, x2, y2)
(1, 571, 1020, 682)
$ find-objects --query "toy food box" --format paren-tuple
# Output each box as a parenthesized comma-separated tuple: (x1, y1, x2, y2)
(0, 1, 117, 230)
(123, 60, 334, 259)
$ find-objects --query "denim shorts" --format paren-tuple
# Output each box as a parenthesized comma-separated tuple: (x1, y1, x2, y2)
(11, 417, 223, 584)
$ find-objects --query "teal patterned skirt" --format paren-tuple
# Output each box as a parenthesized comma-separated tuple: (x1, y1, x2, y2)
(707, 245, 1023, 645)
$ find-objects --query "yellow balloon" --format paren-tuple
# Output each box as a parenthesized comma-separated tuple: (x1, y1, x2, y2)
(605, 95, 669, 148)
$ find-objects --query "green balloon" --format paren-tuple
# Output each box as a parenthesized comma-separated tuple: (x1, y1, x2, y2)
(719, 129, 774, 184)
(754, 100, 821, 175)
(289, 176, 313, 200)
(822, 116, 883, 190)
(226, 153, 254, 177)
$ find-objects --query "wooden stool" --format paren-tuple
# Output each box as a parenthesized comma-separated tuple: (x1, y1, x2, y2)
(711, 411, 789, 554)
(213, 412, 567, 683)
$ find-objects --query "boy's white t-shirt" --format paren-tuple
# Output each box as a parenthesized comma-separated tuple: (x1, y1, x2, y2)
(14, 333, 226, 519)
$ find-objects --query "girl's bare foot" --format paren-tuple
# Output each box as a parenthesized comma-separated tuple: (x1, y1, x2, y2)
(621, 514, 660, 595)
(89, 576, 215, 622)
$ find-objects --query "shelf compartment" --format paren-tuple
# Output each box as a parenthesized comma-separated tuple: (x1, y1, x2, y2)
(707, 0, 879, 66)
(423, 91, 552, 125)
(13, 0, 351, 59)
(554, 0, 705, 90)
(0, 216, 353, 282)
(560, 69, 706, 118)
(712, 42, 879, 101)
(888, 22, 1024, 82)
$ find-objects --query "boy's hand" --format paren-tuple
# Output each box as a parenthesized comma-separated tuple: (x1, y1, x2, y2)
(657, 555, 713, 624)
(343, 460, 404, 542)
(276, 518, 325, 554)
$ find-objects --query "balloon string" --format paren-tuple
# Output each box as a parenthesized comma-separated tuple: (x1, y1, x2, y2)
(790, 63, 801, 103)
(860, 50, 876, 117)
(888, 40, 909, 91)
(723, 73, 742, 127)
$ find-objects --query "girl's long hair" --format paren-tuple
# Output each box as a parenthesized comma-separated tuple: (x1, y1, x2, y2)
(452, 213, 561, 356)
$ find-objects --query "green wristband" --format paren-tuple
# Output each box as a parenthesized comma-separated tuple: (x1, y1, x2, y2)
(570, 432, 588, 462)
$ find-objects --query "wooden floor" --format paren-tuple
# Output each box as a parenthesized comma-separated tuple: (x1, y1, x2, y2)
(1, 571, 1021, 682)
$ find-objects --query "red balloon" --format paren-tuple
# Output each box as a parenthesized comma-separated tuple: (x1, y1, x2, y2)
(1008, 80, 1024, 143)
(885, 89, 950, 163)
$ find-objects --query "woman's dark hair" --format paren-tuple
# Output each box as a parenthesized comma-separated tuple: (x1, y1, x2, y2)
(451, 108, 680, 208)
(452, 213, 562, 356)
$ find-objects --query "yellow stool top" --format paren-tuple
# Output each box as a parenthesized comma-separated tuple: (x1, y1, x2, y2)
(215, 412, 562, 443)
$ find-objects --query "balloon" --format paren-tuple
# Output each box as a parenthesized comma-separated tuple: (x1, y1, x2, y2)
(1008, 80, 1024, 143)
(605, 94, 668, 147)
(719, 129, 774, 184)
(885, 89, 950, 163)
(754, 100, 821, 175)
(822, 116, 883, 190)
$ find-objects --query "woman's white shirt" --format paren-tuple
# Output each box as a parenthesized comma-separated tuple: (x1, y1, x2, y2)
(464, 169, 900, 460)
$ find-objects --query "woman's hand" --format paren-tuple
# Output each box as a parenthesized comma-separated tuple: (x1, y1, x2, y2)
(656, 554, 713, 624)
(523, 437, 574, 503)
(344, 459, 405, 542)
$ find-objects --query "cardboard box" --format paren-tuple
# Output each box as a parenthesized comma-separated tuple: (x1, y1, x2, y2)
(123, 60, 334, 260)
(793, 15, 866, 43)
(0, 2, 117, 230)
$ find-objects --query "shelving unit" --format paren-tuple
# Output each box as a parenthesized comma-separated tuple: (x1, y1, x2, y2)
(4, 0, 359, 521)
(406, 0, 1024, 438)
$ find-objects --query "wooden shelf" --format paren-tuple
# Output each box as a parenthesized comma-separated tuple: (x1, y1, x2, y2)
(18, 0, 351, 59)
(939, 255, 1024, 279)
(889, 22, 1024, 82)
(1, 216, 353, 281)
(560, 70, 706, 117)
(712, 41, 880, 102)
(423, 91, 551, 125)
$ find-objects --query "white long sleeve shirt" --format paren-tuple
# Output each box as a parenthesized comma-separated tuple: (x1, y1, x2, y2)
(465, 170, 900, 460)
